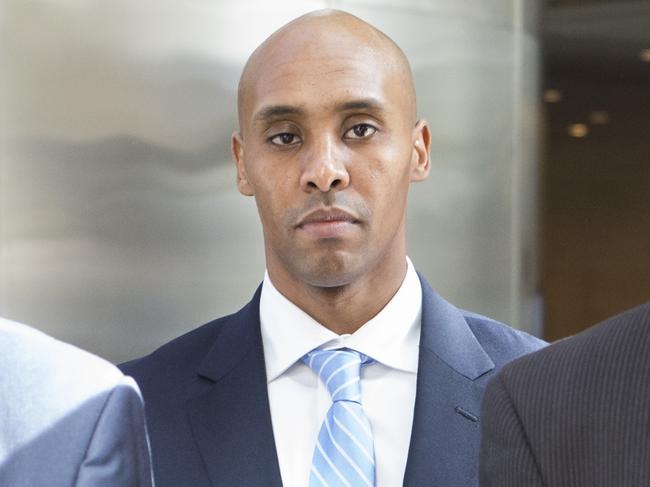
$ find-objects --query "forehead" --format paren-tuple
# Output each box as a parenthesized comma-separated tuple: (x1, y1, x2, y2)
(243, 29, 406, 124)
(261, 60, 384, 110)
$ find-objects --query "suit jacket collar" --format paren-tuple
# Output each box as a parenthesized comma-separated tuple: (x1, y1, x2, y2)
(189, 286, 284, 487)
(416, 272, 494, 380)
(403, 274, 495, 486)
(194, 274, 495, 382)
(196, 286, 262, 383)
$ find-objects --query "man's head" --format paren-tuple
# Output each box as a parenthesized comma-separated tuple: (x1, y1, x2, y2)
(232, 9, 430, 291)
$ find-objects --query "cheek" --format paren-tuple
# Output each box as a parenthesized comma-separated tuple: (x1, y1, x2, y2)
(248, 172, 296, 242)
(246, 147, 300, 195)
(361, 151, 412, 223)
(247, 171, 281, 223)
(356, 145, 412, 197)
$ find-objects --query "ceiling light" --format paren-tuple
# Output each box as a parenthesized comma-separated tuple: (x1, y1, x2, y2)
(568, 123, 588, 138)
(589, 111, 609, 125)
(543, 89, 562, 103)
(640, 49, 650, 62)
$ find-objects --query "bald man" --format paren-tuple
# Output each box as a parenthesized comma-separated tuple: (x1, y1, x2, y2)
(121, 10, 545, 487)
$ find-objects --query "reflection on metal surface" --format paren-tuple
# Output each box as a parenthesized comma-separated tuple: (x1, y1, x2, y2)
(0, 0, 541, 362)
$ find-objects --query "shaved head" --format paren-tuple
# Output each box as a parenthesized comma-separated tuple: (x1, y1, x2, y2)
(237, 9, 417, 135)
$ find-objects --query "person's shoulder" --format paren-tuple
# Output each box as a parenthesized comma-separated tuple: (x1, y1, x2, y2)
(487, 301, 650, 409)
(120, 287, 263, 376)
(568, 300, 650, 352)
(415, 272, 547, 368)
(500, 300, 650, 382)
(119, 288, 262, 408)
(0, 317, 144, 472)
(0, 317, 124, 392)
(119, 312, 235, 380)
(461, 310, 547, 367)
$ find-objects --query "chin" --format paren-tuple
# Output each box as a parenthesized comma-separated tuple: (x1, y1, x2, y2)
(295, 251, 362, 289)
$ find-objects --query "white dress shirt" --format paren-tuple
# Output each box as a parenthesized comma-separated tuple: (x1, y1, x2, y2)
(260, 257, 422, 487)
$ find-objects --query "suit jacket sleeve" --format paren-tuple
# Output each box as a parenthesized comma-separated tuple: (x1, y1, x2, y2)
(479, 374, 545, 487)
(75, 377, 154, 487)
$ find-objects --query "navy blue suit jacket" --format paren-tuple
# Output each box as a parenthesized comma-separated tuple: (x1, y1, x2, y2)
(121, 274, 545, 486)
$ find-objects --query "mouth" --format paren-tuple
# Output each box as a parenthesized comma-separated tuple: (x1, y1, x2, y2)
(296, 207, 360, 238)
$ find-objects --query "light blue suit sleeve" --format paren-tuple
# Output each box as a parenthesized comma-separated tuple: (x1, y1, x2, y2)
(0, 318, 154, 487)
(76, 379, 154, 487)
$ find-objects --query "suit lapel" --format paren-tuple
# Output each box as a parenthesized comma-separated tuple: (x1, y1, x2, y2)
(187, 288, 283, 487)
(403, 276, 495, 486)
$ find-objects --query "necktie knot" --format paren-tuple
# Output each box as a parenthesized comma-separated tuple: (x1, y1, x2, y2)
(303, 348, 370, 403)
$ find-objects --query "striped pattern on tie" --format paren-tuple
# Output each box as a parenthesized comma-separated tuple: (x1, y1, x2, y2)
(303, 348, 375, 487)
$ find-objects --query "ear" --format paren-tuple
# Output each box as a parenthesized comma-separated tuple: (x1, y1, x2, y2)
(409, 119, 431, 182)
(231, 131, 254, 196)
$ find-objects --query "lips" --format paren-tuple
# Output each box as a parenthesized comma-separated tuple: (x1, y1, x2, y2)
(296, 207, 360, 238)
(298, 208, 359, 226)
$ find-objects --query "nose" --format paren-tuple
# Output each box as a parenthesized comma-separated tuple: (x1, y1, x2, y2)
(299, 135, 350, 193)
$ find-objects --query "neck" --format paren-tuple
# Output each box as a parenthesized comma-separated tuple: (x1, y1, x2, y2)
(267, 252, 408, 335)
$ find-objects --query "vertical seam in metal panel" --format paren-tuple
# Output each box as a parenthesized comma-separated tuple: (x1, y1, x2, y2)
(511, 0, 523, 328)
(0, 1, 6, 313)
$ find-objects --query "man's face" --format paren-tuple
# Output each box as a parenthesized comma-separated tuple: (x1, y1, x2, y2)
(233, 22, 429, 289)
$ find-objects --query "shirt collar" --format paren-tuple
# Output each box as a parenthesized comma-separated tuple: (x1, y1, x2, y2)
(260, 257, 422, 383)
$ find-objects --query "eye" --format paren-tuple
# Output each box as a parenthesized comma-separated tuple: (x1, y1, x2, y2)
(345, 123, 377, 140)
(269, 133, 301, 146)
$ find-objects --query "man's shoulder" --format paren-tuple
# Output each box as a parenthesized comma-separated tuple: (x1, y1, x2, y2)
(121, 287, 263, 378)
(119, 290, 264, 416)
(417, 272, 545, 366)
(0, 317, 147, 479)
(461, 309, 547, 368)
(416, 274, 546, 384)
(497, 300, 650, 387)
(0, 317, 127, 397)
(120, 313, 235, 380)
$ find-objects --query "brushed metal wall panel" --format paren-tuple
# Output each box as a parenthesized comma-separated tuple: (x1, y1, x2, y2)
(0, 0, 540, 362)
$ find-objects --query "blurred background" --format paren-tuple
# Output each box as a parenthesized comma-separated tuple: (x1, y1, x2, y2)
(0, 0, 648, 363)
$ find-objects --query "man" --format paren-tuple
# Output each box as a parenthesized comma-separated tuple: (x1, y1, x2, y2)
(121, 9, 545, 487)
(0, 317, 153, 486)
(480, 301, 650, 486)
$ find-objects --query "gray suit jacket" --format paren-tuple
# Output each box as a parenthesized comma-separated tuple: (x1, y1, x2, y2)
(0, 318, 154, 487)
(480, 301, 650, 487)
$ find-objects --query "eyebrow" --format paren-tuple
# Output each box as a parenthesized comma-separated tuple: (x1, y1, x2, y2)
(252, 98, 386, 124)
(253, 105, 304, 123)
(335, 98, 385, 114)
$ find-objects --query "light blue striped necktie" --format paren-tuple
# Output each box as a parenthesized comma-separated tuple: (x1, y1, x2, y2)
(303, 348, 375, 487)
